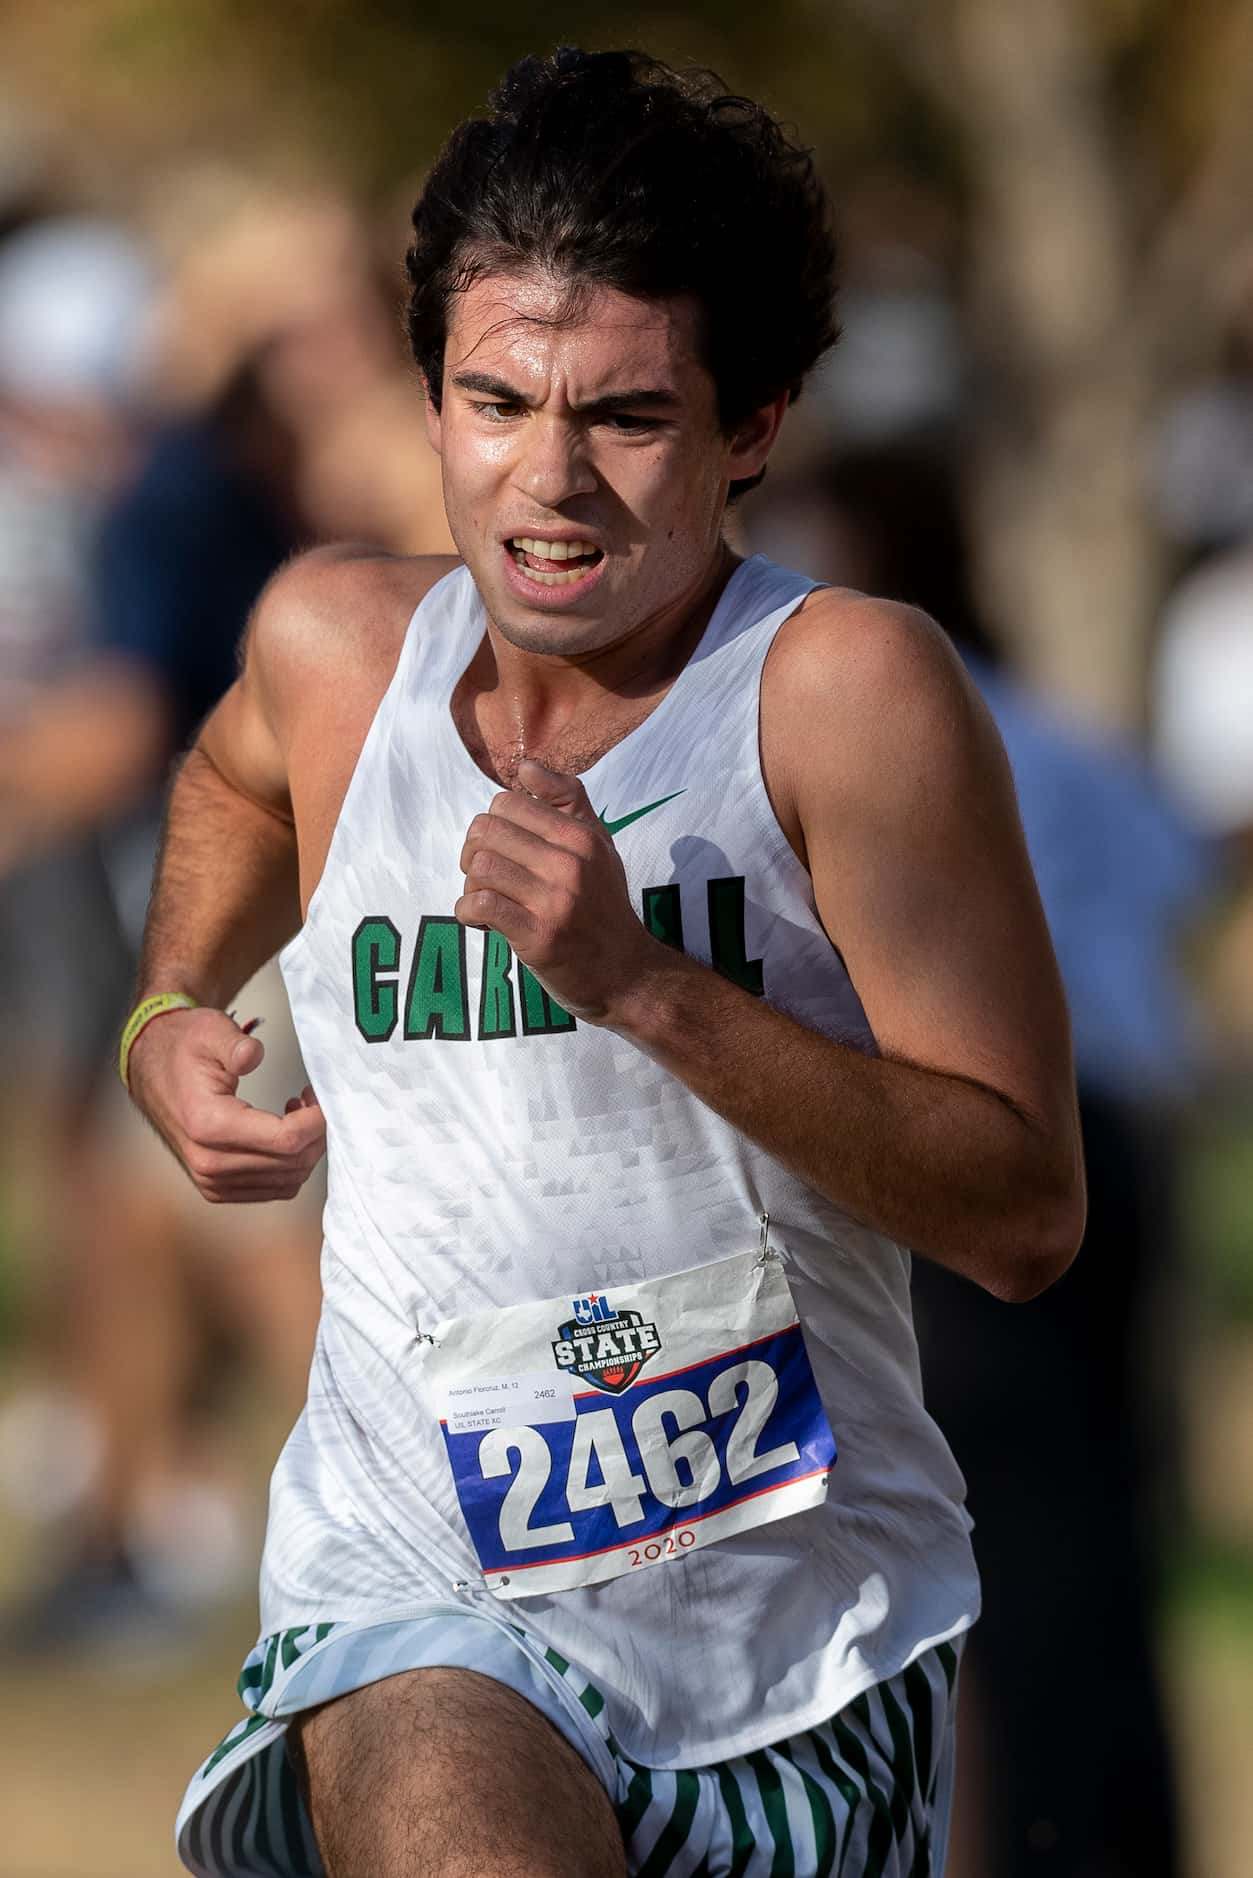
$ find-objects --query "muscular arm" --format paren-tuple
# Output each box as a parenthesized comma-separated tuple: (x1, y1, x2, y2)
(459, 595, 1084, 1300)
(126, 544, 455, 1199)
(607, 940, 1080, 1300)
(137, 699, 301, 1010)
(124, 547, 369, 1195)
(625, 597, 1084, 1296)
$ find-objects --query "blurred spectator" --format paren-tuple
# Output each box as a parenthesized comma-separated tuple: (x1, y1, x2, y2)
(144, 178, 453, 557)
(0, 212, 155, 1553)
(0, 188, 450, 1652)
(1154, 540, 1253, 1058)
(0, 214, 156, 880)
(746, 442, 1214, 1878)
(1150, 243, 1253, 1061)
(1155, 544, 1253, 857)
(24, 347, 322, 1649)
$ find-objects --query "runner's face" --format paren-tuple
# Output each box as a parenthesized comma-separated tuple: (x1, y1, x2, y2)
(426, 268, 777, 656)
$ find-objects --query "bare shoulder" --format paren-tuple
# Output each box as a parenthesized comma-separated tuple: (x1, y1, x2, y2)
(761, 586, 1009, 851)
(765, 585, 979, 731)
(248, 544, 462, 726)
(243, 546, 461, 908)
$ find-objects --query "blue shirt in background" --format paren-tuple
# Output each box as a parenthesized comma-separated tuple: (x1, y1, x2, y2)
(974, 661, 1216, 1105)
(93, 421, 295, 751)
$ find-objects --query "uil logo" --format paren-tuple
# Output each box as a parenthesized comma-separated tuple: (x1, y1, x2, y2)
(552, 1296, 663, 1395)
(571, 1293, 614, 1326)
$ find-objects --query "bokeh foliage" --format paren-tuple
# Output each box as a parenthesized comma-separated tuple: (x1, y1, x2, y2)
(2, 0, 1243, 196)
(7, 0, 1253, 727)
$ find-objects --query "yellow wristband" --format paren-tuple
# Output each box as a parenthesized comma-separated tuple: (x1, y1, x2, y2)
(118, 992, 199, 1089)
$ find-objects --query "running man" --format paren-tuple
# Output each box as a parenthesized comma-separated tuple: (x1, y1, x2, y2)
(126, 48, 1084, 1878)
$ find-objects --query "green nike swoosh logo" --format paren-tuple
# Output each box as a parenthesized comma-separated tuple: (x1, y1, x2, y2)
(600, 790, 686, 836)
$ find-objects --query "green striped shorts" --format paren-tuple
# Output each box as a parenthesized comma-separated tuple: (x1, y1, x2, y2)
(177, 1609, 961, 1878)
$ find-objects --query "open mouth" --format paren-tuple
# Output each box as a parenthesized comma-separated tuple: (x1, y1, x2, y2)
(507, 536, 605, 587)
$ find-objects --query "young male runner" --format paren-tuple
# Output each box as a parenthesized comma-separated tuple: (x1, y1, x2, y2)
(127, 48, 1084, 1878)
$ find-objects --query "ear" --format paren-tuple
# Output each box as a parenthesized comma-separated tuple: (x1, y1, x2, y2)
(725, 392, 789, 485)
(422, 379, 444, 456)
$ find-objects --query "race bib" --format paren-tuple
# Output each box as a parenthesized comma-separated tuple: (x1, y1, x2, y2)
(421, 1244, 836, 1600)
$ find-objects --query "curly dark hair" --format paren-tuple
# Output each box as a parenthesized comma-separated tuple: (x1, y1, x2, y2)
(405, 47, 838, 500)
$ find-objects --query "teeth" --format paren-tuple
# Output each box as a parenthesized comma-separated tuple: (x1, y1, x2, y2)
(511, 537, 599, 561)
(519, 561, 594, 585)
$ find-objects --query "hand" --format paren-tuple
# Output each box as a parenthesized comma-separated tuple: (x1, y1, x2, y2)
(126, 1005, 327, 1203)
(456, 759, 663, 1024)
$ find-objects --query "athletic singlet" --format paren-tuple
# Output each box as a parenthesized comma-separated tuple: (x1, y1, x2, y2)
(268, 553, 979, 1768)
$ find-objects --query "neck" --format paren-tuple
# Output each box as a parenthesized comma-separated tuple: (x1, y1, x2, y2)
(473, 544, 739, 751)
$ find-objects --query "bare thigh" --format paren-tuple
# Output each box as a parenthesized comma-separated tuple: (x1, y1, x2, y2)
(289, 1665, 628, 1878)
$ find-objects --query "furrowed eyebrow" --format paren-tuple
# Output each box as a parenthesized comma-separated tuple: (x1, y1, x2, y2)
(450, 371, 681, 415)
(452, 371, 533, 403)
(572, 388, 682, 416)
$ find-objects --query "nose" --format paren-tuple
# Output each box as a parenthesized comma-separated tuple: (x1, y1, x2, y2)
(513, 415, 598, 509)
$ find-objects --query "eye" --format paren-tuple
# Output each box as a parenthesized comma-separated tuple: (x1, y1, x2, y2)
(601, 414, 662, 435)
(473, 400, 523, 422)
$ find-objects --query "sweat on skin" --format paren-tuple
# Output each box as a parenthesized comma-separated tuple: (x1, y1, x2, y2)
(127, 266, 1082, 1296)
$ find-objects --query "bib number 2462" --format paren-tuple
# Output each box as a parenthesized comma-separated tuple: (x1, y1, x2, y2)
(483, 1357, 800, 1552)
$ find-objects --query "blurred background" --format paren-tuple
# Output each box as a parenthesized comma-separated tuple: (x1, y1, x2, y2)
(0, 3, 1250, 1875)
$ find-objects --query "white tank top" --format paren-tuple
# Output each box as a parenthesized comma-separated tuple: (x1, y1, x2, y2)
(268, 554, 978, 1766)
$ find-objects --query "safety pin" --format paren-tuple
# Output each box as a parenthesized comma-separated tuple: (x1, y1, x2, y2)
(756, 1211, 772, 1265)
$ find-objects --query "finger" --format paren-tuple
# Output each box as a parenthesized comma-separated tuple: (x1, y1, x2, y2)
(455, 888, 535, 940)
(463, 856, 547, 912)
(201, 1180, 312, 1206)
(186, 1011, 266, 1088)
(189, 1092, 326, 1160)
(189, 1143, 323, 1181)
(485, 787, 601, 849)
(460, 840, 551, 908)
(271, 1100, 326, 1154)
(231, 1034, 265, 1078)
(514, 758, 597, 822)
(460, 815, 552, 878)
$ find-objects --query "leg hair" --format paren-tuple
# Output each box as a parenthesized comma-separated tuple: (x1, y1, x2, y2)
(289, 1665, 627, 1878)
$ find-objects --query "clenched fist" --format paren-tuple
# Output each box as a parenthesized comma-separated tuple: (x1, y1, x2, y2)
(126, 1004, 326, 1203)
(455, 759, 666, 1026)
